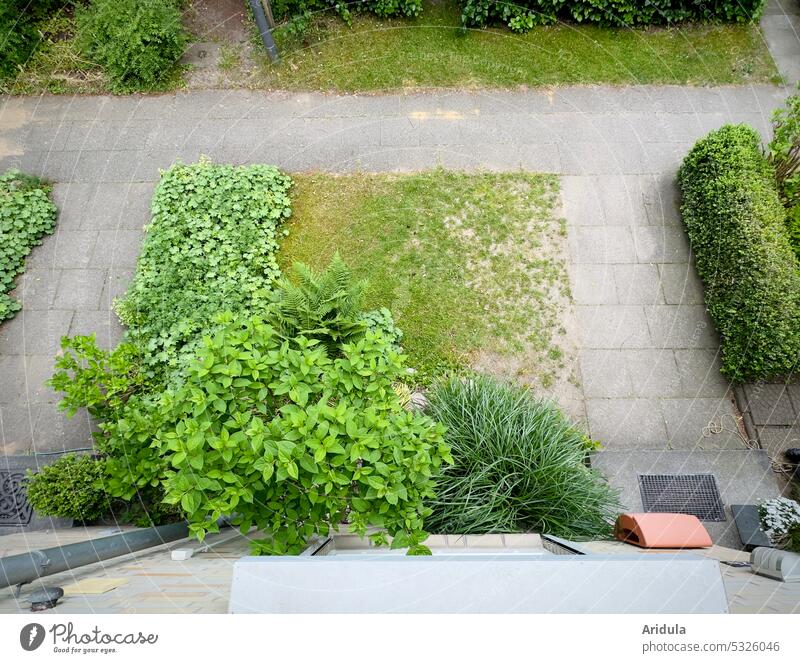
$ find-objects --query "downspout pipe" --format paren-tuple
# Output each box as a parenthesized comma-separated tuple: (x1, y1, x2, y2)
(248, 0, 280, 63)
(0, 521, 189, 591)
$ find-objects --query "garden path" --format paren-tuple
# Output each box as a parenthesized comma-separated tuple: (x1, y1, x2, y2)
(0, 84, 789, 455)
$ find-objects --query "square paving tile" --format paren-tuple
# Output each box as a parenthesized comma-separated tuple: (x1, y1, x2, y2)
(69, 311, 125, 350)
(52, 269, 106, 311)
(743, 383, 798, 427)
(90, 230, 145, 268)
(673, 349, 731, 398)
(579, 350, 632, 398)
(632, 226, 690, 263)
(658, 262, 705, 305)
(570, 264, 617, 305)
(569, 226, 636, 264)
(613, 264, 664, 304)
(0, 355, 60, 404)
(661, 398, 742, 449)
(624, 349, 683, 398)
(11, 268, 61, 310)
(644, 305, 718, 349)
(577, 305, 651, 348)
(0, 310, 73, 355)
(586, 398, 669, 448)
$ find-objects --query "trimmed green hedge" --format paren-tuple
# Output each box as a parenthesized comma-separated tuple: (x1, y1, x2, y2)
(460, 0, 766, 32)
(678, 124, 800, 382)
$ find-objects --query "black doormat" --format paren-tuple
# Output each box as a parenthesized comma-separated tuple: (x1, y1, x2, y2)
(0, 470, 33, 526)
(638, 473, 726, 521)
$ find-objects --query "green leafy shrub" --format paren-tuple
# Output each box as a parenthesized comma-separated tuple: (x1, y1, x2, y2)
(0, 170, 57, 322)
(116, 160, 293, 374)
(678, 124, 800, 381)
(425, 375, 619, 538)
(75, 0, 186, 91)
(153, 312, 449, 554)
(767, 87, 800, 260)
(26, 454, 108, 522)
(459, 0, 766, 32)
(271, 0, 421, 26)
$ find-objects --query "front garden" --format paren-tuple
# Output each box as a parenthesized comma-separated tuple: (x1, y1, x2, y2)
(2, 0, 779, 94)
(0, 158, 618, 553)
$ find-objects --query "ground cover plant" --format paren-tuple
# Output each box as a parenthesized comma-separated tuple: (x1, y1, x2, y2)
(0, 170, 58, 322)
(424, 375, 618, 538)
(280, 171, 572, 387)
(678, 125, 800, 382)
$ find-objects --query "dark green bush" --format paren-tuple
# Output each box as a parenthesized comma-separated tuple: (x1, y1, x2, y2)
(425, 375, 619, 538)
(678, 124, 800, 382)
(271, 0, 421, 26)
(0, 170, 58, 322)
(75, 0, 186, 91)
(459, 0, 766, 32)
(766, 87, 800, 260)
(26, 454, 108, 522)
(0, 1, 72, 80)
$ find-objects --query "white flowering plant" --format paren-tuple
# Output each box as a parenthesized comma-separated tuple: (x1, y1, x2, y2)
(759, 497, 800, 552)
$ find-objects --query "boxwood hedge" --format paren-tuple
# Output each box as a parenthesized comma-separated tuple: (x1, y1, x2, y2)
(678, 124, 800, 382)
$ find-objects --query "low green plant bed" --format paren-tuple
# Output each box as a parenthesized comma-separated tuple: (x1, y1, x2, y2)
(425, 375, 618, 538)
(678, 124, 800, 382)
(0, 170, 58, 322)
(280, 170, 571, 386)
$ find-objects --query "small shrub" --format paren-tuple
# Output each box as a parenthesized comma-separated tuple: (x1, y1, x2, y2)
(0, 170, 57, 322)
(270, 253, 368, 352)
(271, 0, 421, 25)
(759, 497, 800, 552)
(154, 312, 450, 554)
(116, 160, 293, 374)
(678, 124, 800, 381)
(26, 454, 108, 522)
(75, 0, 186, 91)
(425, 375, 619, 538)
(459, 0, 766, 32)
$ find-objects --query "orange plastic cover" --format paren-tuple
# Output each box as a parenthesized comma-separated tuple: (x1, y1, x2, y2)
(614, 513, 713, 548)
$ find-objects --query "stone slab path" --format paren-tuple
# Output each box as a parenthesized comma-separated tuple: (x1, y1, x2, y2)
(0, 84, 791, 456)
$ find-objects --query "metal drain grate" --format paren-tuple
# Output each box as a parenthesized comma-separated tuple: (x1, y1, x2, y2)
(0, 471, 33, 526)
(638, 474, 726, 521)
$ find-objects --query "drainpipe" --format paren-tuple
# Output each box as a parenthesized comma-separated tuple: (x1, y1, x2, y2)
(0, 521, 189, 591)
(248, 0, 280, 63)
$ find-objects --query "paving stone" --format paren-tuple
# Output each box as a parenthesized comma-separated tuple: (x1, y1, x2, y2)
(644, 305, 718, 349)
(0, 310, 72, 356)
(0, 355, 59, 404)
(673, 349, 731, 398)
(0, 356, 27, 403)
(624, 349, 683, 398)
(90, 230, 145, 268)
(100, 269, 135, 307)
(613, 264, 664, 304)
(31, 405, 95, 452)
(69, 311, 125, 350)
(81, 182, 152, 230)
(580, 350, 632, 398)
(632, 226, 690, 263)
(756, 425, 800, 466)
(577, 305, 651, 349)
(569, 226, 636, 263)
(661, 398, 742, 449)
(743, 383, 798, 426)
(658, 262, 705, 305)
(27, 231, 97, 270)
(0, 404, 39, 454)
(50, 183, 95, 230)
(789, 383, 800, 415)
(586, 398, 668, 448)
(52, 269, 106, 310)
(559, 176, 604, 226)
(571, 264, 617, 304)
(12, 268, 60, 310)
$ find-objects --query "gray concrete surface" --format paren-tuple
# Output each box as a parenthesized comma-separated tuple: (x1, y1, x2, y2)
(763, 0, 800, 84)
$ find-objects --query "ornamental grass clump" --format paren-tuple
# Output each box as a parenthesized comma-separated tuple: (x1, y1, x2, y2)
(425, 375, 619, 538)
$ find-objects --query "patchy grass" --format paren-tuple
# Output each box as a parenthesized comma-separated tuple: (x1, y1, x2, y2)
(256, 2, 778, 91)
(280, 170, 572, 386)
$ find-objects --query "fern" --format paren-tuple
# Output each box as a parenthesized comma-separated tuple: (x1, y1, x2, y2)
(270, 253, 368, 351)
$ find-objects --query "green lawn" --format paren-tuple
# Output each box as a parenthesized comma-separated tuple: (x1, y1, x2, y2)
(259, 2, 778, 91)
(280, 171, 571, 385)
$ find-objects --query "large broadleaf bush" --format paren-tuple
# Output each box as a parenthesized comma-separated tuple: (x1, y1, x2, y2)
(0, 170, 57, 322)
(425, 376, 619, 538)
(75, 0, 186, 91)
(767, 87, 800, 259)
(459, 0, 766, 32)
(678, 124, 800, 381)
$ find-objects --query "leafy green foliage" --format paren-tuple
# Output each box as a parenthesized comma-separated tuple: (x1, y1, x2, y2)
(153, 312, 449, 554)
(270, 253, 368, 352)
(767, 87, 800, 260)
(0, 170, 57, 322)
(75, 0, 186, 91)
(678, 124, 800, 381)
(271, 0, 421, 27)
(0, 1, 71, 80)
(116, 160, 293, 375)
(25, 454, 108, 522)
(460, 0, 767, 32)
(425, 375, 619, 538)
